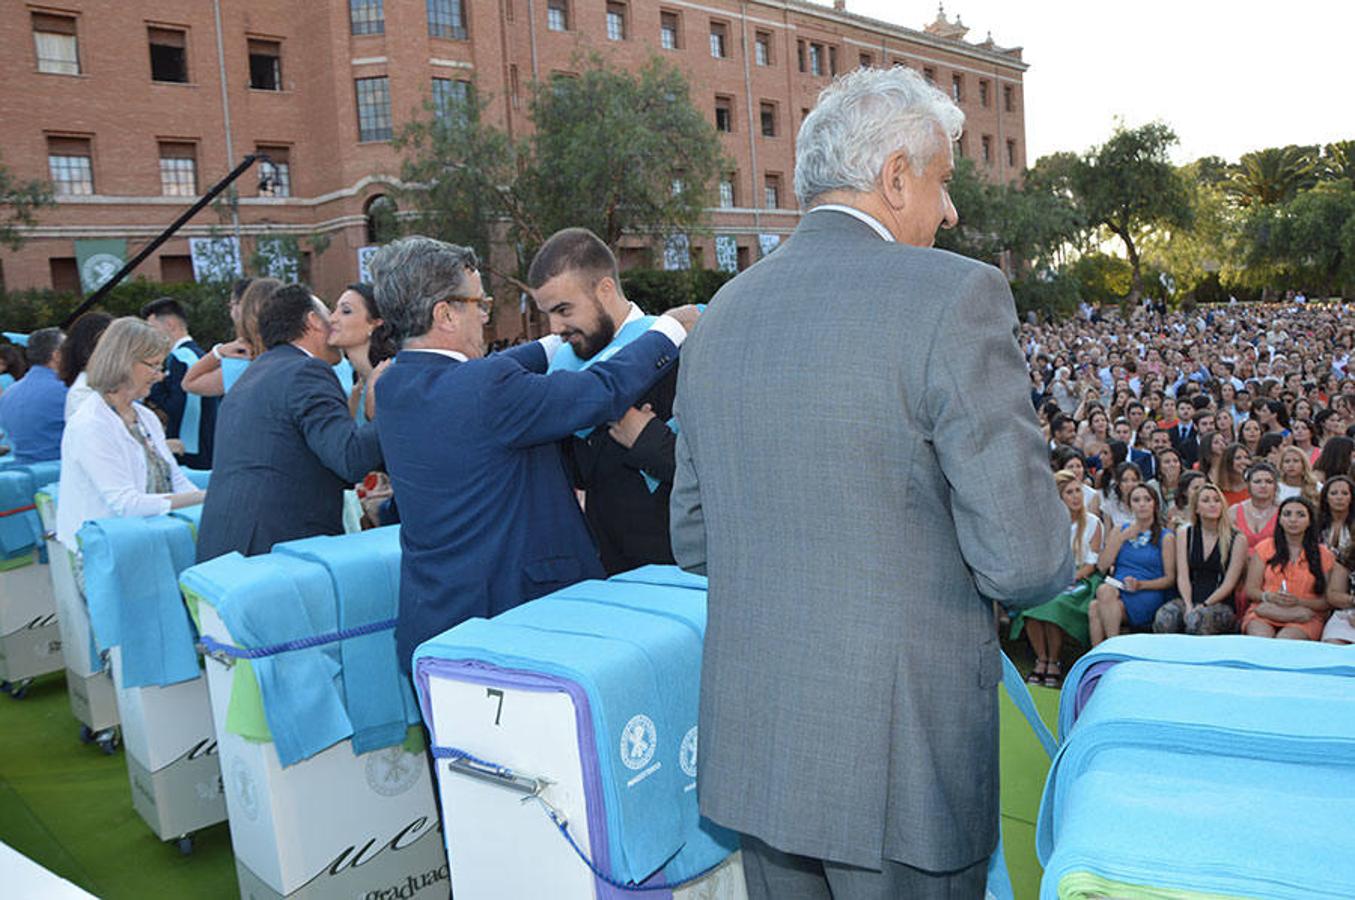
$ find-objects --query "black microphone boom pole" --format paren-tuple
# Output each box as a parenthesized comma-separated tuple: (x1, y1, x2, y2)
(60, 153, 268, 329)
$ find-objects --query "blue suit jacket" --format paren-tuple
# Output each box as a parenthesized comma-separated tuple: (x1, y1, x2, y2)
(0, 366, 67, 463)
(377, 333, 679, 670)
(196, 344, 382, 562)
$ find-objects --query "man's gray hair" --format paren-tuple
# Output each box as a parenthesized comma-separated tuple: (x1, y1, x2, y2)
(370, 236, 479, 344)
(794, 67, 964, 207)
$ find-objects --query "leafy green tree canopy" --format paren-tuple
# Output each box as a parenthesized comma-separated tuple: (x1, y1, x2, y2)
(0, 156, 55, 251)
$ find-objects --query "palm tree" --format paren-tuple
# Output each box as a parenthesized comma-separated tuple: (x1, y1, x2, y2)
(1225, 145, 1317, 207)
(1320, 140, 1355, 183)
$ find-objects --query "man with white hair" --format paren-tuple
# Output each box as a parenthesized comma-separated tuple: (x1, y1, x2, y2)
(671, 67, 1071, 897)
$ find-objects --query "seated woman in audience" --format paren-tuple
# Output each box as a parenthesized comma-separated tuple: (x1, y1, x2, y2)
(1238, 418, 1264, 458)
(0, 344, 26, 393)
(1289, 418, 1319, 465)
(1276, 445, 1320, 503)
(1166, 470, 1205, 531)
(1242, 497, 1333, 640)
(1153, 447, 1185, 509)
(182, 277, 279, 397)
(1257, 431, 1285, 468)
(1090, 484, 1176, 645)
(1321, 543, 1355, 644)
(1155, 483, 1245, 635)
(58, 311, 113, 421)
(1012, 470, 1103, 687)
(1213, 442, 1252, 506)
(1052, 446, 1100, 519)
(1230, 461, 1280, 615)
(1100, 461, 1143, 531)
(1312, 435, 1355, 483)
(55, 318, 206, 555)
(1197, 430, 1227, 477)
(1211, 409, 1235, 444)
(1315, 409, 1347, 447)
(1317, 475, 1354, 550)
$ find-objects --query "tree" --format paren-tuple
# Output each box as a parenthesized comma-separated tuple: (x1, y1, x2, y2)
(1225, 145, 1318, 207)
(1320, 140, 1355, 184)
(396, 55, 728, 282)
(1242, 180, 1355, 298)
(0, 156, 55, 250)
(1141, 159, 1243, 301)
(1068, 122, 1193, 303)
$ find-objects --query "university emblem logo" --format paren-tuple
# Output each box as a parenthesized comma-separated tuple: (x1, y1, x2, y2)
(81, 253, 121, 290)
(679, 726, 698, 778)
(365, 747, 421, 797)
(620, 714, 657, 771)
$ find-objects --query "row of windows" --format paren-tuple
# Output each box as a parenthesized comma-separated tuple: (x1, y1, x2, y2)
(711, 172, 785, 209)
(955, 135, 1020, 168)
(32, 11, 285, 90)
(354, 76, 471, 142)
(348, 0, 468, 39)
(43, 136, 292, 198)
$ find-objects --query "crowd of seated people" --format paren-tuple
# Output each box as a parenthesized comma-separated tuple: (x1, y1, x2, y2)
(1013, 301, 1355, 682)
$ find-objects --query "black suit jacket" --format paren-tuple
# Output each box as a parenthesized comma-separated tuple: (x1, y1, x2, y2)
(196, 345, 382, 562)
(1169, 423, 1200, 467)
(566, 364, 678, 575)
(146, 339, 218, 470)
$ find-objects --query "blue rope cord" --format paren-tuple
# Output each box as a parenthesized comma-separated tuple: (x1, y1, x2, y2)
(434, 744, 727, 893)
(198, 617, 396, 660)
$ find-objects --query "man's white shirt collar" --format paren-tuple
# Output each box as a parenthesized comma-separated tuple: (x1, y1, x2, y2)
(172, 335, 193, 351)
(407, 348, 469, 362)
(812, 204, 895, 243)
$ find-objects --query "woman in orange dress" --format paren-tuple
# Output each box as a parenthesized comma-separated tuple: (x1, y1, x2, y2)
(1242, 496, 1334, 641)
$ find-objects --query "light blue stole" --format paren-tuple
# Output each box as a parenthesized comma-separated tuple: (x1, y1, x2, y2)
(220, 356, 249, 393)
(547, 315, 658, 440)
(170, 344, 204, 454)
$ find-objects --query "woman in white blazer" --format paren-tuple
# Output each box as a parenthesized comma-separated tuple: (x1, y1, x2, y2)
(56, 317, 205, 552)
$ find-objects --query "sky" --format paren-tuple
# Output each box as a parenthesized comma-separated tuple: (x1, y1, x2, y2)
(819, 1, 1355, 165)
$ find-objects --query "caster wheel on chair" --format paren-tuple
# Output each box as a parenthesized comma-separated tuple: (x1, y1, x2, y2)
(8, 680, 29, 699)
(96, 729, 119, 755)
(79, 725, 95, 744)
(176, 835, 194, 856)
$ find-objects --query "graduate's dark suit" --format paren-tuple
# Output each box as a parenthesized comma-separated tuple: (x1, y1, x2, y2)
(146, 338, 218, 470)
(195, 344, 381, 562)
(376, 333, 679, 671)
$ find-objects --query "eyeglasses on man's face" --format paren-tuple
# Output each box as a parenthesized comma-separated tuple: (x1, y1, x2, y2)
(438, 294, 494, 317)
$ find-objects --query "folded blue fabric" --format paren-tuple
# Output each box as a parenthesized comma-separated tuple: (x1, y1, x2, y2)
(180, 552, 351, 767)
(273, 527, 419, 756)
(608, 565, 708, 593)
(415, 575, 729, 887)
(170, 504, 203, 534)
(180, 468, 211, 490)
(1039, 660, 1355, 898)
(1058, 634, 1355, 740)
(0, 462, 57, 560)
(77, 514, 200, 688)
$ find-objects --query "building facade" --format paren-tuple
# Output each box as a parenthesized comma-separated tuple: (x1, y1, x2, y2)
(0, 0, 1026, 337)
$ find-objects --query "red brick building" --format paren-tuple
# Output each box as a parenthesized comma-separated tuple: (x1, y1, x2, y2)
(0, 0, 1026, 337)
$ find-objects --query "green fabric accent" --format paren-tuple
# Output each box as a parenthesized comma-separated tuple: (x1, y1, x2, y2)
(0, 550, 35, 572)
(1058, 872, 1244, 899)
(403, 725, 426, 756)
(182, 587, 271, 743)
(1010, 573, 1104, 647)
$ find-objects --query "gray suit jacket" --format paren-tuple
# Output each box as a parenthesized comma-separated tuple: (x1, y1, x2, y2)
(671, 209, 1072, 873)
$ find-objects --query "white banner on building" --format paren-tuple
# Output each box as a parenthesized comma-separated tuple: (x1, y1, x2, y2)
(758, 233, 782, 259)
(714, 235, 738, 273)
(254, 238, 299, 282)
(357, 245, 380, 283)
(663, 234, 691, 271)
(189, 237, 243, 284)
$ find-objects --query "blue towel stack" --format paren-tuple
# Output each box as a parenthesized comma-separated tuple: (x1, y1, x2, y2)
(1038, 636, 1355, 898)
(0, 462, 60, 561)
(76, 513, 201, 688)
(179, 527, 419, 767)
(413, 568, 740, 893)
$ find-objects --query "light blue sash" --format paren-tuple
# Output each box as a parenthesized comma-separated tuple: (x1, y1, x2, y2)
(547, 316, 657, 438)
(170, 344, 204, 454)
(220, 356, 249, 393)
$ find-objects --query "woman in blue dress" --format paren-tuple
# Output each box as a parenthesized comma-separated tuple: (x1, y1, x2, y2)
(1089, 483, 1177, 645)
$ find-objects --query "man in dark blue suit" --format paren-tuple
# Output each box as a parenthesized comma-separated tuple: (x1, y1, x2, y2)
(370, 236, 698, 669)
(196, 285, 382, 562)
(142, 297, 218, 469)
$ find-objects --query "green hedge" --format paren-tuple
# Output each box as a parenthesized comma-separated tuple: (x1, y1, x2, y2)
(0, 279, 235, 347)
(620, 268, 735, 313)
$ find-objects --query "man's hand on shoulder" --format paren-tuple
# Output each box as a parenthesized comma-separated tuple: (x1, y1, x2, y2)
(662, 305, 702, 334)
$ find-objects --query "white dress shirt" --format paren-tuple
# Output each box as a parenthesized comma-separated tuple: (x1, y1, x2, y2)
(811, 204, 895, 242)
(56, 396, 195, 551)
(64, 371, 97, 421)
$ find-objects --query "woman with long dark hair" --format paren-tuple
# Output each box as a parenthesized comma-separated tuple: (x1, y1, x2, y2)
(328, 283, 397, 425)
(1322, 542, 1355, 644)
(1313, 435, 1355, 483)
(1317, 475, 1354, 550)
(1089, 484, 1176, 645)
(1213, 442, 1252, 506)
(1100, 461, 1142, 531)
(1238, 418, 1264, 457)
(58, 311, 114, 419)
(1242, 496, 1334, 640)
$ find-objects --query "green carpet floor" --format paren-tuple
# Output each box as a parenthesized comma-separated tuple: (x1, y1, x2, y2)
(1, 664, 1060, 899)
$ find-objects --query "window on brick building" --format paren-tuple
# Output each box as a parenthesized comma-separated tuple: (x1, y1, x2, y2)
(349, 0, 385, 35)
(978, 79, 990, 107)
(257, 145, 291, 197)
(509, 64, 520, 107)
(796, 40, 805, 72)
(148, 27, 188, 83)
(428, 0, 468, 39)
(858, 52, 872, 68)
(922, 66, 935, 84)
(1004, 84, 1015, 112)
(951, 74, 963, 103)
(1007, 139, 1017, 168)
(47, 136, 94, 196)
(807, 43, 822, 76)
(32, 12, 80, 75)
(759, 102, 776, 138)
(158, 142, 199, 196)
(714, 95, 733, 133)
(160, 255, 195, 283)
(754, 31, 771, 66)
(828, 46, 838, 75)
(763, 174, 781, 209)
(50, 258, 80, 295)
(659, 11, 680, 49)
(718, 176, 735, 209)
(981, 134, 992, 166)
(433, 78, 471, 122)
(954, 136, 965, 159)
(547, 0, 568, 32)
(709, 22, 727, 59)
(355, 76, 393, 141)
(248, 39, 282, 91)
(606, 2, 626, 41)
